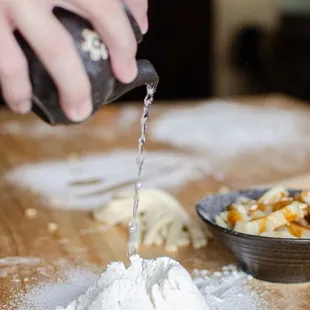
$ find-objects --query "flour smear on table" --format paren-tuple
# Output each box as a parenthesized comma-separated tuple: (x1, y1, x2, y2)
(0, 257, 41, 278)
(9, 258, 267, 310)
(0, 106, 140, 139)
(6, 149, 211, 210)
(150, 100, 310, 159)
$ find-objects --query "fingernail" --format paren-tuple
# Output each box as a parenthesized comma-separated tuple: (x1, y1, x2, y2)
(17, 100, 32, 114)
(124, 60, 138, 83)
(67, 100, 93, 122)
(141, 16, 148, 34)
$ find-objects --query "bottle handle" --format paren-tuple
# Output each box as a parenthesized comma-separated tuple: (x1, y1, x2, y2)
(32, 94, 57, 126)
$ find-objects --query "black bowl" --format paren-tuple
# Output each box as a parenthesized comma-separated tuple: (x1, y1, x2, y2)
(196, 188, 310, 283)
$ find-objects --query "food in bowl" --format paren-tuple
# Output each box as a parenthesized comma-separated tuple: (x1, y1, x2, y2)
(196, 187, 310, 283)
(215, 185, 310, 238)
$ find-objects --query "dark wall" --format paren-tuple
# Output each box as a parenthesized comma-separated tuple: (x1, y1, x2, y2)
(268, 14, 310, 101)
(231, 13, 310, 101)
(120, 0, 213, 101)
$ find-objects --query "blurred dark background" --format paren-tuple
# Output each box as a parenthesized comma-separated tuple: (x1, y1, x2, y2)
(121, 0, 310, 103)
(120, 0, 214, 101)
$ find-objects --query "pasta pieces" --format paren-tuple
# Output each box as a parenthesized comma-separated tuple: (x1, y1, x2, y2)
(258, 185, 289, 205)
(216, 186, 310, 239)
(93, 188, 211, 252)
(287, 222, 310, 238)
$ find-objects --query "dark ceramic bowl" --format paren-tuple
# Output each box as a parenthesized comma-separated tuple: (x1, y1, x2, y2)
(196, 188, 310, 283)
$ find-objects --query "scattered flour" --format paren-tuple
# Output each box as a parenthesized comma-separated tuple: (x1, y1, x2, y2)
(16, 268, 99, 310)
(150, 100, 310, 158)
(5, 150, 210, 210)
(0, 257, 41, 278)
(192, 266, 268, 310)
(0, 106, 138, 139)
(9, 259, 268, 310)
(0, 256, 41, 266)
(0, 121, 113, 140)
(116, 106, 140, 131)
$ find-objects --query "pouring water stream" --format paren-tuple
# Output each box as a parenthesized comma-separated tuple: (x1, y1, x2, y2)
(127, 83, 158, 256)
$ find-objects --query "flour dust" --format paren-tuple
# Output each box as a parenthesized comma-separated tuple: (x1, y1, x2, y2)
(14, 268, 98, 310)
(5, 150, 211, 210)
(128, 83, 157, 256)
(150, 100, 310, 160)
(0, 106, 140, 139)
(0, 257, 41, 278)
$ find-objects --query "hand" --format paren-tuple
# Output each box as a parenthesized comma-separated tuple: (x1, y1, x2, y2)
(0, 0, 148, 122)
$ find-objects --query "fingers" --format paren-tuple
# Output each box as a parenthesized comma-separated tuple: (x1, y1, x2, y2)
(0, 15, 32, 114)
(2, 0, 147, 120)
(9, 0, 92, 122)
(124, 0, 148, 34)
(71, 0, 138, 83)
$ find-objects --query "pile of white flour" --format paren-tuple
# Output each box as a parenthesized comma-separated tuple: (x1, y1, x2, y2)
(56, 255, 209, 310)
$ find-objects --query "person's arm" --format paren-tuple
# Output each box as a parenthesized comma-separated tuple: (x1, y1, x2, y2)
(0, 0, 148, 121)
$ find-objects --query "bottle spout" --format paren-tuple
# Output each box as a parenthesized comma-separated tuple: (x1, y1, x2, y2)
(107, 59, 159, 103)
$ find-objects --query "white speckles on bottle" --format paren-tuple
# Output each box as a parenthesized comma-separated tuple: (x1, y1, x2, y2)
(81, 29, 108, 61)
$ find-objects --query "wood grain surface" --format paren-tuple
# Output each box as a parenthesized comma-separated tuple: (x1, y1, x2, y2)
(1, 94, 310, 309)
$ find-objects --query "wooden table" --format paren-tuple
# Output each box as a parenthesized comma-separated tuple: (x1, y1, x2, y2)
(1, 94, 310, 309)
